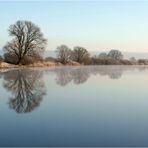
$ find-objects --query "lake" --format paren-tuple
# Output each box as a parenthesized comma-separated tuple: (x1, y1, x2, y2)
(0, 66, 148, 147)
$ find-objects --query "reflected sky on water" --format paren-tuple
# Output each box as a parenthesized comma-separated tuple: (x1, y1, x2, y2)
(0, 66, 148, 146)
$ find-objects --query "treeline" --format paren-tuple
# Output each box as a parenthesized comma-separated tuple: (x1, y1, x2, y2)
(56, 45, 90, 64)
(54, 46, 148, 65)
(0, 20, 148, 66)
(55, 45, 125, 65)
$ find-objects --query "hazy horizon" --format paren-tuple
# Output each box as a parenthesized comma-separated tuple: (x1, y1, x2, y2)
(0, 1, 148, 53)
(1, 49, 148, 59)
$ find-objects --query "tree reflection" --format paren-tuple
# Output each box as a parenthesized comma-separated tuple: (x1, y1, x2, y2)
(55, 68, 73, 86)
(54, 67, 90, 86)
(53, 66, 122, 86)
(1, 66, 148, 113)
(51, 66, 148, 86)
(3, 69, 46, 113)
(91, 66, 123, 79)
(72, 68, 90, 84)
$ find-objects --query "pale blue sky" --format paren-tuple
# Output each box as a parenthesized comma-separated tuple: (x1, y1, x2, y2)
(0, 0, 148, 52)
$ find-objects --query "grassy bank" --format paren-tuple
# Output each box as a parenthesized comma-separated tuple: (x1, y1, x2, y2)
(1, 58, 148, 69)
(0, 60, 81, 68)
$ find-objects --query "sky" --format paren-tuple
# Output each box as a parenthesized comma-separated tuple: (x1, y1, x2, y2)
(0, 0, 148, 52)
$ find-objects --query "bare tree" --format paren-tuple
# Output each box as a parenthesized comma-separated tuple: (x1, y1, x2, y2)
(108, 49, 123, 60)
(72, 46, 90, 64)
(3, 20, 47, 64)
(98, 52, 108, 59)
(56, 45, 72, 64)
(130, 57, 136, 62)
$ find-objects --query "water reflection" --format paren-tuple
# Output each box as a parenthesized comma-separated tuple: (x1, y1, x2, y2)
(49, 66, 148, 86)
(54, 67, 90, 86)
(1, 69, 46, 113)
(53, 66, 124, 86)
(0, 66, 148, 113)
(0, 66, 148, 146)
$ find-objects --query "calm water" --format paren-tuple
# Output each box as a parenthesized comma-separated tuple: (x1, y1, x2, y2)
(0, 66, 148, 146)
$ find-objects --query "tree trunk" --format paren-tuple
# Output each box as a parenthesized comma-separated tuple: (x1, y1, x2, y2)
(17, 57, 22, 65)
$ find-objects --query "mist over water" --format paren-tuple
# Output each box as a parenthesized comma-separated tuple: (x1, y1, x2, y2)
(0, 66, 148, 146)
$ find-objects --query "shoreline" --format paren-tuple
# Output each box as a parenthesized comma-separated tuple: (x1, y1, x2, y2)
(0, 60, 81, 69)
(1, 61, 148, 69)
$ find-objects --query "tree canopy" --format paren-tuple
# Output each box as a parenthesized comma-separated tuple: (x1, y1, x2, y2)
(72, 46, 90, 64)
(56, 45, 72, 64)
(3, 20, 47, 64)
(108, 49, 123, 60)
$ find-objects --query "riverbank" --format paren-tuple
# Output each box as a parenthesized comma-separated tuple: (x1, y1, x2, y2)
(0, 60, 81, 68)
(1, 58, 148, 68)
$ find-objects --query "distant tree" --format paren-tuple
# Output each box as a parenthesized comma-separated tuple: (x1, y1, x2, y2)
(108, 49, 123, 60)
(98, 52, 108, 59)
(45, 57, 58, 62)
(3, 20, 47, 65)
(130, 57, 136, 62)
(56, 45, 72, 64)
(72, 46, 90, 64)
